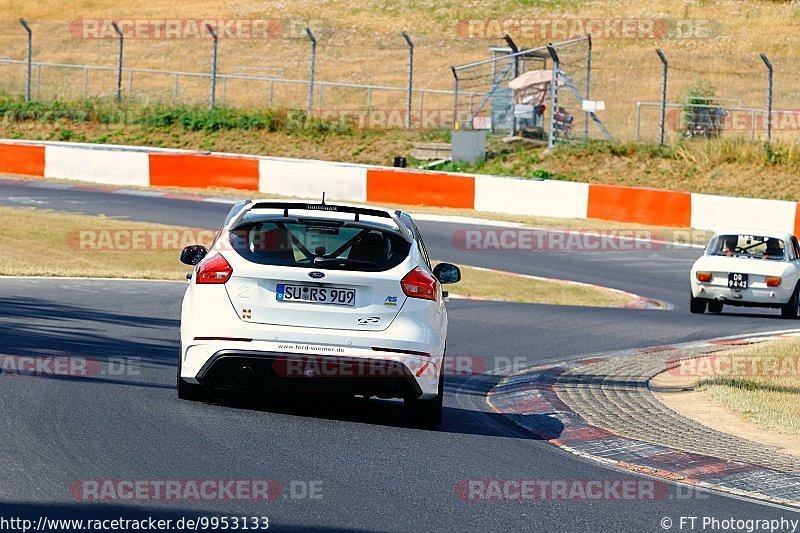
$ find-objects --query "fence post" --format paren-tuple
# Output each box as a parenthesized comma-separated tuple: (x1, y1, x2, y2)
(19, 19, 32, 102)
(450, 66, 459, 129)
(306, 26, 317, 117)
(584, 34, 592, 141)
(546, 44, 559, 149)
(206, 24, 218, 109)
(760, 52, 773, 144)
(111, 21, 124, 103)
(635, 102, 641, 141)
(402, 31, 414, 129)
(656, 49, 668, 145)
(504, 35, 519, 137)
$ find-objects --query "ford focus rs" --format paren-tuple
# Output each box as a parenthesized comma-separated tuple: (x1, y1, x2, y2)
(690, 229, 800, 318)
(177, 199, 461, 425)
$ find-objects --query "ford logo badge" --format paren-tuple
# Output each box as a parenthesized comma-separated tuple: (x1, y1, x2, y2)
(309, 271, 325, 279)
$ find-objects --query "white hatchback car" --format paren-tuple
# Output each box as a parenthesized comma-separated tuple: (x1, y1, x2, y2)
(177, 200, 460, 425)
(690, 229, 800, 318)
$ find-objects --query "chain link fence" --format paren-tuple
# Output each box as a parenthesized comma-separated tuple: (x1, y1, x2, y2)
(589, 50, 800, 144)
(2, 18, 800, 143)
(0, 19, 489, 129)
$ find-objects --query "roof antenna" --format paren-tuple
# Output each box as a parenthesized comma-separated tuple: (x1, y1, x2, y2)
(321, 191, 326, 205)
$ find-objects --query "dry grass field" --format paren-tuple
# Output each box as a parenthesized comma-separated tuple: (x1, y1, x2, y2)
(3, 1, 800, 199)
(1, 1, 800, 141)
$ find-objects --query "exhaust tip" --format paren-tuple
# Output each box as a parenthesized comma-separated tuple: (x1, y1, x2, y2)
(238, 364, 256, 386)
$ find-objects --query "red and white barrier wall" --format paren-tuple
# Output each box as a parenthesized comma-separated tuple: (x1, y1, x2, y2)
(1, 139, 799, 235)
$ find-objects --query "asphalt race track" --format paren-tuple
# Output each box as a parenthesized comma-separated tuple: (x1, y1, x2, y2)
(1, 178, 798, 531)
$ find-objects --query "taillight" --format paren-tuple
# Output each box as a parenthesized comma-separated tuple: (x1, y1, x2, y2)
(401, 266, 438, 301)
(766, 276, 782, 287)
(696, 271, 712, 282)
(196, 253, 232, 284)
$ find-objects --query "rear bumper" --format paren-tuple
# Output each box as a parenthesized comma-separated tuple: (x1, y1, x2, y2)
(691, 282, 793, 307)
(180, 342, 439, 399)
(192, 350, 424, 399)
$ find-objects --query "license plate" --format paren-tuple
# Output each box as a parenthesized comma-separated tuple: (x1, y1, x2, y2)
(728, 273, 748, 289)
(276, 284, 356, 306)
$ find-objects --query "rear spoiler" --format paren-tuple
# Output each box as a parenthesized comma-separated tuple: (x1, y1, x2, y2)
(249, 201, 391, 221)
(225, 200, 412, 241)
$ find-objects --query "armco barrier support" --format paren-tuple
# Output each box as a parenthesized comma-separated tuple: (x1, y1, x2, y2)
(149, 153, 259, 190)
(0, 142, 44, 176)
(4, 138, 800, 235)
(474, 175, 589, 218)
(45, 144, 149, 186)
(587, 184, 691, 227)
(366, 168, 475, 208)
(691, 193, 797, 235)
(794, 205, 800, 239)
(259, 159, 366, 202)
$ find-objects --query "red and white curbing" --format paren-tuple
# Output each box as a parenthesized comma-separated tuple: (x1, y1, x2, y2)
(487, 330, 800, 508)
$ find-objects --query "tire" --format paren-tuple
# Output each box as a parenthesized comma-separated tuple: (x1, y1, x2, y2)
(405, 369, 443, 427)
(781, 284, 800, 319)
(690, 295, 707, 314)
(707, 301, 723, 313)
(177, 376, 209, 401)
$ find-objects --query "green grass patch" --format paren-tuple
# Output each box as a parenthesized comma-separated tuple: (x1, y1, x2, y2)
(700, 339, 800, 435)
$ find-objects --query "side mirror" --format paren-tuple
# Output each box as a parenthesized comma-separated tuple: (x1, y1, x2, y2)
(433, 263, 461, 284)
(180, 245, 208, 266)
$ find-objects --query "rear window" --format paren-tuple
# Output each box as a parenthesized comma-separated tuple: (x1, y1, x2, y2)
(229, 220, 411, 271)
(707, 234, 786, 260)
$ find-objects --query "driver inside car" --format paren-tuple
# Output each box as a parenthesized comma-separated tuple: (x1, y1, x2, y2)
(763, 238, 784, 260)
(720, 235, 738, 257)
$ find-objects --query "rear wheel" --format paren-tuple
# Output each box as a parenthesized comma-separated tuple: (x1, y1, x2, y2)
(707, 301, 723, 313)
(405, 369, 443, 427)
(690, 295, 707, 314)
(781, 284, 800, 319)
(177, 377, 209, 401)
